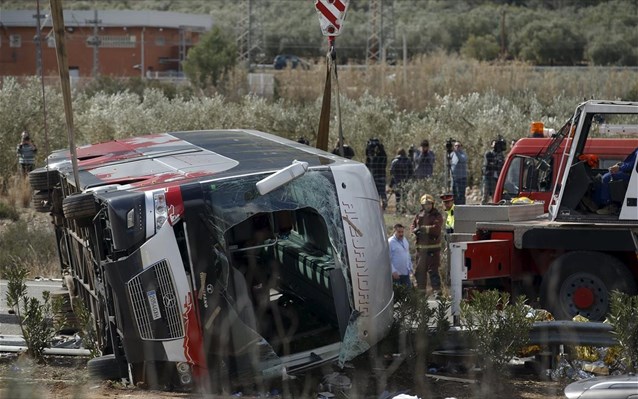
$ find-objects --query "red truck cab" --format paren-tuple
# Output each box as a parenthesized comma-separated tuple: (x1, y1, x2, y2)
(493, 137, 638, 212)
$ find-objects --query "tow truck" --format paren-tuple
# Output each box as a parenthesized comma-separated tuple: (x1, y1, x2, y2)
(450, 100, 638, 322)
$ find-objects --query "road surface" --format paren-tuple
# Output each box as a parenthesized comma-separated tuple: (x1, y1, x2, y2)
(0, 279, 65, 336)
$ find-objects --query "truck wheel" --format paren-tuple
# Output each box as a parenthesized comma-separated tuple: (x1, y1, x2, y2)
(87, 354, 126, 380)
(540, 251, 637, 321)
(28, 168, 59, 191)
(63, 193, 97, 226)
(32, 190, 51, 212)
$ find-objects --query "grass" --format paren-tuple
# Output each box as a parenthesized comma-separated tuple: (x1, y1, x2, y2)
(0, 218, 59, 279)
(0, 200, 20, 221)
(1, 174, 31, 208)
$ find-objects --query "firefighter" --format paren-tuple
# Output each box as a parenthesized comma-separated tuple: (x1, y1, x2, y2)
(411, 194, 444, 295)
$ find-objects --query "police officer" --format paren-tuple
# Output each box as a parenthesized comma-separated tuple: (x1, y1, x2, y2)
(410, 194, 444, 295)
(440, 193, 455, 234)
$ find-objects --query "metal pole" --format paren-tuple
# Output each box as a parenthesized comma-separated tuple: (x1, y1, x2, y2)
(449, 241, 466, 325)
(141, 27, 145, 78)
(50, 0, 81, 190)
(34, 4, 43, 76)
(92, 9, 99, 77)
(247, 0, 252, 70)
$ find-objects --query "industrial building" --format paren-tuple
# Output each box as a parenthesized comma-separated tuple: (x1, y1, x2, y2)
(0, 10, 213, 78)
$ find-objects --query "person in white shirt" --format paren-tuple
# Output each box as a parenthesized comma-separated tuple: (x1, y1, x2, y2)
(388, 223, 413, 287)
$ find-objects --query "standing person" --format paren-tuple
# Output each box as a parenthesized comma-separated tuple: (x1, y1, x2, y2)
(450, 141, 468, 205)
(440, 193, 455, 234)
(388, 223, 412, 287)
(413, 139, 435, 179)
(16, 131, 37, 175)
(481, 138, 505, 204)
(332, 139, 355, 159)
(389, 148, 413, 214)
(365, 138, 388, 210)
(410, 194, 443, 295)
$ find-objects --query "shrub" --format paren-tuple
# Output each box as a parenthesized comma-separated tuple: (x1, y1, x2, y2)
(5, 265, 54, 362)
(607, 290, 638, 372)
(0, 199, 20, 221)
(460, 290, 533, 375)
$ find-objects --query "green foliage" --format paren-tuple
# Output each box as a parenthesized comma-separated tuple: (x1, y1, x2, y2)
(5, 266, 54, 362)
(72, 297, 100, 358)
(514, 20, 586, 65)
(21, 292, 54, 362)
(587, 35, 638, 66)
(183, 26, 237, 89)
(606, 290, 638, 372)
(461, 35, 501, 61)
(0, 220, 58, 278)
(460, 290, 533, 374)
(391, 284, 451, 357)
(0, 200, 20, 221)
(81, 75, 195, 100)
(0, 57, 635, 196)
(5, 266, 28, 311)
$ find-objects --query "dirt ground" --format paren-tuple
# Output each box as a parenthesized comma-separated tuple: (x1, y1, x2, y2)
(0, 352, 569, 399)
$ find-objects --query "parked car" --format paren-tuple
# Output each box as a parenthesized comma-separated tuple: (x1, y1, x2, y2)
(273, 54, 309, 70)
(564, 374, 638, 398)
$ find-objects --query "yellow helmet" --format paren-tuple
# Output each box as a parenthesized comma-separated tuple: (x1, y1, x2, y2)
(420, 194, 434, 204)
(512, 196, 533, 204)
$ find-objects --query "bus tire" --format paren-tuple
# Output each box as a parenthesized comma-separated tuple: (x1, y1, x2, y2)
(87, 354, 126, 381)
(62, 193, 97, 226)
(28, 168, 59, 191)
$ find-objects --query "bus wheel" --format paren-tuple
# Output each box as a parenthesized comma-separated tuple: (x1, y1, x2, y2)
(62, 193, 97, 227)
(540, 251, 636, 321)
(28, 168, 59, 191)
(87, 354, 126, 381)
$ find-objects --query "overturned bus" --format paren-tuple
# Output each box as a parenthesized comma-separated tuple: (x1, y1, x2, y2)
(30, 129, 394, 390)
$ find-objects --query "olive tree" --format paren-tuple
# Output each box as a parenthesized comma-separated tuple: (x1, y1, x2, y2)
(183, 26, 237, 89)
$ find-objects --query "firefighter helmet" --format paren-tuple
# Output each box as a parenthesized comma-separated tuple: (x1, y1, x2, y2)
(420, 194, 434, 205)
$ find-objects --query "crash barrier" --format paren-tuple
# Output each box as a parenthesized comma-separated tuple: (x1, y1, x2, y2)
(528, 320, 616, 347)
(440, 321, 616, 351)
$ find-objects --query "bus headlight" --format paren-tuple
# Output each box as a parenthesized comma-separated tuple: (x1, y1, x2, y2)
(153, 192, 167, 231)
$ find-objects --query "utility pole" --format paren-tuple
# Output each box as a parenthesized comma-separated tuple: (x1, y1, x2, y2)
(86, 9, 101, 77)
(236, 0, 252, 69)
(366, 0, 380, 65)
(367, 0, 395, 65)
(179, 26, 186, 75)
(500, 8, 507, 59)
(33, 5, 45, 76)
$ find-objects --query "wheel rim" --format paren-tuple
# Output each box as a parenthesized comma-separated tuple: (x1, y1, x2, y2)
(559, 272, 608, 320)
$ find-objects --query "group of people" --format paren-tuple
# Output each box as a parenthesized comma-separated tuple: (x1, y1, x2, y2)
(330, 137, 472, 211)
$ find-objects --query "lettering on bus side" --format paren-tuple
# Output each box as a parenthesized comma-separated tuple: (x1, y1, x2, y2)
(341, 201, 370, 314)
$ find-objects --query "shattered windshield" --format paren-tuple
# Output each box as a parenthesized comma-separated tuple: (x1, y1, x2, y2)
(192, 169, 360, 379)
(202, 171, 346, 262)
